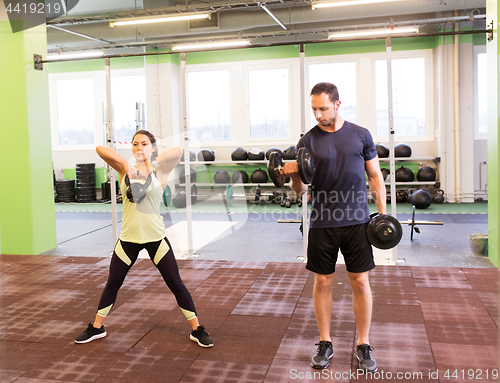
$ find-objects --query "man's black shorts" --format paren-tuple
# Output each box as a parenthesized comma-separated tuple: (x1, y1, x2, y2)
(306, 222, 375, 275)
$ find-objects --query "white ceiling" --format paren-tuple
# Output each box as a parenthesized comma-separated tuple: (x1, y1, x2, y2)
(46, 0, 488, 53)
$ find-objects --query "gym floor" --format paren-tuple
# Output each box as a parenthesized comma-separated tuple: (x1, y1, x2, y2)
(1, 201, 497, 382)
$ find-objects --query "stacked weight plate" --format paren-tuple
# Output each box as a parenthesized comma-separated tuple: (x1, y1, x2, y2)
(55, 179, 76, 203)
(76, 163, 96, 202)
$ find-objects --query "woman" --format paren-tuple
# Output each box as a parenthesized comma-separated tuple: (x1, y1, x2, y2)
(74, 130, 213, 348)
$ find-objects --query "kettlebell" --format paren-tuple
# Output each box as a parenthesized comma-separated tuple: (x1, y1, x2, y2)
(125, 173, 152, 203)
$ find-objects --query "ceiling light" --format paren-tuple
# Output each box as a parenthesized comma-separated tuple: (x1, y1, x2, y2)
(312, 0, 401, 10)
(46, 51, 105, 60)
(110, 12, 210, 27)
(328, 26, 419, 39)
(172, 40, 250, 51)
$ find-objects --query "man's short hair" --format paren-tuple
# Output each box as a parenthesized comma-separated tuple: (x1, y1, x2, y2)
(310, 82, 339, 103)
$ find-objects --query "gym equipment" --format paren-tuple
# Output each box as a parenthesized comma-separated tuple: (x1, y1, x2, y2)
(125, 173, 152, 203)
(400, 205, 444, 240)
(395, 166, 414, 182)
(198, 149, 215, 162)
(213, 170, 230, 184)
(247, 147, 265, 160)
(394, 143, 412, 157)
(409, 189, 432, 209)
(366, 213, 403, 250)
(282, 146, 298, 160)
(433, 189, 445, 204)
(376, 144, 389, 158)
(266, 147, 283, 160)
(55, 179, 76, 203)
(179, 167, 196, 184)
(231, 148, 248, 161)
(268, 147, 316, 188)
(395, 189, 407, 203)
(164, 184, 248, 208)
(181, 149, 196, 162)
(232, 170, 249, 183)
(251, 169, 269, 184)
(76, 163, 96, 202)
(380, 168, 390, 181)
(416, 166, 436, 181)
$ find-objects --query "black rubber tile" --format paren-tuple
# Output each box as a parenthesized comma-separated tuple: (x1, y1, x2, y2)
(420, 302, 495, 325)
(416, 287, 484, 305)
(99, 348, 197, 382)
(368, 322, 430, 348)
(0, 369, 25, 383)
(372, 304, 425, 324)
(264, 359, 351, 383)
(426, 322, 498, 346)
(231, 293, 300, 317)
(432, 343, 500, 372)
(179, 360, 269, 383)
(217, 315, 290, 339)
(194, 334, 281, 365)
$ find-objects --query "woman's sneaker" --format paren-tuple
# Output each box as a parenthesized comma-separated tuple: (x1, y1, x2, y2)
(190, 325, 214, 347)
(311, 341, 334, 369)
(74, 323, 107, 344)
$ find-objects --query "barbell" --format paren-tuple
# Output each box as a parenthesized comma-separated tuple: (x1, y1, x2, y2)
(268, 147, 316, 188)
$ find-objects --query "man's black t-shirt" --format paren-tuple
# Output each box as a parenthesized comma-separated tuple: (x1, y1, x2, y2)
(297, 121, 377, 228)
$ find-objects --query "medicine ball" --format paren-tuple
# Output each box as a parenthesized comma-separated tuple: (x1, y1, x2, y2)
(410, 189, 432, 209)
(198, 149, 215, 162)
(380, 168, 390, 181)
(266, 147, 283, 160)
(376, 144, 389, 158)
(232, 170, 249, 184)
(181, 149, 196, 162)
(179, 167, 196, 184)
(416, 166, 436, 182)
(247, 147, 265, 161)
(251, 169, 268, 183)
(396, 189, 407, 203)
(213, 170, 230, 184)
(282, 146, 298, 160)
(231, 148, 247, 161)
(394, 143, 412, 158)
(395, 166, 414, 182)
(434, 189, 445, 204)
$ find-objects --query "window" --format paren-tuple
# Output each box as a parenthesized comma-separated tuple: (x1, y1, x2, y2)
(111, 74, 147, 143)
(308, 62, 357, 127)
(475, 51, 487, 138)
(187, 70, 231, 142)
(375, 57, 426, 137)
(54, 77, 95, 146)
(247, 68, 290, 139)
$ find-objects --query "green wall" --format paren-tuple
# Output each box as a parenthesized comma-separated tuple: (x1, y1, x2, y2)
(0, 21, 56, 255)
(487, 0, 499, 266)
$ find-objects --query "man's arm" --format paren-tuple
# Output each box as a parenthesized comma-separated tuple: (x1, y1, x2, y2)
(365, 157, 387, 214)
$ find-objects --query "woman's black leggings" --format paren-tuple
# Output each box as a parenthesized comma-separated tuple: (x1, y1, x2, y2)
(96, 237, 197, 321)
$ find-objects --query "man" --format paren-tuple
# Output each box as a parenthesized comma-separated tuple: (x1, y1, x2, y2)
(290, 82, 386, 372)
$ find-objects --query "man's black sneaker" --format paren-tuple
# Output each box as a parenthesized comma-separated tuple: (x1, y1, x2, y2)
(357, 343, 378, 372)
(74, 323, 107, 344)
(311, 341, 334, 369)
(190, 325, 214, 348)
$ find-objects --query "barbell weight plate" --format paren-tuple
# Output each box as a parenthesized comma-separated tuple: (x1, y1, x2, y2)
(225, 185, 234, 207)
(163, 185, 172, 206)
(267, 151, 285, 188)
(297, 147, 316, 185)
(367, 214, 403, 250)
